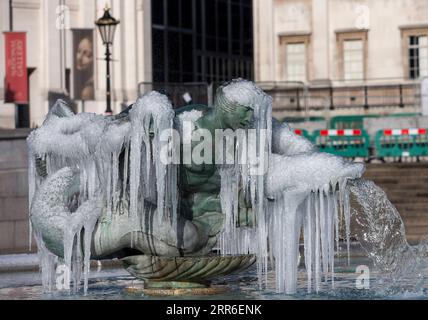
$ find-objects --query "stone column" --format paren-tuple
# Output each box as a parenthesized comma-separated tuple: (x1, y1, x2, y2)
(136, 0, 152, 85)
(118, 0, 138, 106)
(311, 0, 330, 81)
(253, 0, 276, 82)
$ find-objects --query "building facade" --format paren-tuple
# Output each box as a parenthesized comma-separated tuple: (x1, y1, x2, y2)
(0, 0, 153, 129)
(253, 0, 428, 117)
(0, 0, 254, 129)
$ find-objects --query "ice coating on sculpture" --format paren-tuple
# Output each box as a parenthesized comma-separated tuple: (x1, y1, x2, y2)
(27, 80, 426, 296)
(28, 92, 178, 294)
(128, 91, 177, 228)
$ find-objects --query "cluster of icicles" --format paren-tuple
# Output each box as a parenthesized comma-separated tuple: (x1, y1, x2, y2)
(216, 87, 353, 294)
(219, 166, 353, 294)
(28, 93, 178, 294)
(216, 80, 426, 294)
(27, 85, 425, 296)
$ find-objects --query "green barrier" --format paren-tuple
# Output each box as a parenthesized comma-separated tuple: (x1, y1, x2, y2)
(293, 129, 311, 140)
(330, 115, 379, 130)
(374, 129, 428, 157)
(313, 129, 370, 158)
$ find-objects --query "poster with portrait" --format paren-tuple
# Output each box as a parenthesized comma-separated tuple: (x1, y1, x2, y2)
(72, 29, 95, 101)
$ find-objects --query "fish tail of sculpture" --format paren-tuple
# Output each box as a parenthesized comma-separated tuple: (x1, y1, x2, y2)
(30, 166, 103, 294)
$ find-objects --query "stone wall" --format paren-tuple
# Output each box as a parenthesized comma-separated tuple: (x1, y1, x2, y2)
(0, 130, 36, 254)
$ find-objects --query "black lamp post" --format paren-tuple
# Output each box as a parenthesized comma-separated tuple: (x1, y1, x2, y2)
(95, 5, 120, 115)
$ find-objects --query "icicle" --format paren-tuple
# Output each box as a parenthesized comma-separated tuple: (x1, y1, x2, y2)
(326, 186, 335, 285)
(35, 230, 57, 292)
(28, 154, 36, 251)
(122, 142, 130, 204)
(339, 179, 351, 265)
(112, 151, 119, 216)
(333, 184, 340, 255)
(314, 190, 321, 292)
(303, 193, 314, 293)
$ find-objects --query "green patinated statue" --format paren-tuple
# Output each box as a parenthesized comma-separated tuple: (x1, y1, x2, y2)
(28, 79, 364, 292)
(92, 85, 259, 259)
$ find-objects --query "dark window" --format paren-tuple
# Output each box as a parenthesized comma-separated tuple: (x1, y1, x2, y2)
(205, 0, 216, 37)
(196, 0, 202, 34)
(206, 36, 216, 51)
(168, 0, 180, 27)
(181, 0, 193, 29)
(217, 1, 229, 39)
(152, 29, 165, 71)
(182, 34, 194, 74)
(151, 0, 253, 83)
(168, 32, 181, 72)
(16, 104, 30, 128)
(153, 71, 165, 83)
(65, 68, 71, 95)
(408, 35, 428, 79)
(231, 4, 241, 40)
(152, 0, 164, 25)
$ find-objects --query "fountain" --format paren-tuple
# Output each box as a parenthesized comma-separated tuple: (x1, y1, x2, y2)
(26, 79, 427, 297)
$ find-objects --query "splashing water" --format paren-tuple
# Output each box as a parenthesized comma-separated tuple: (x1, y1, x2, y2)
(348, 179, 428, 292)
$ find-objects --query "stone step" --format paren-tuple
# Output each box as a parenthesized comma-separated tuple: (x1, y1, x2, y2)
(395, 203, 428, 211)
(396, 211, 428, 218)
(384, 191, 428, 198)
(375, 183, 428, 191)
(363, 163, 428, 241)
(403, 218, 428, 227)
(379, 187, 428, 195)
(366, 177, 428, 186)
(387, 197, 428, 204)
(406, 235, 426, 245)
(365, 172, 428, 178)
(366, 163, 428, 170)
(404, 225, 428, 235)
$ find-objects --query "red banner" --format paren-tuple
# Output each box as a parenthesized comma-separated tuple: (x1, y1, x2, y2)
(4, 32, 28, 103)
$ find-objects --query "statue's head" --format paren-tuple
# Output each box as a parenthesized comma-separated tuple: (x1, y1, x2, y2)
(214, 79, 264, 130)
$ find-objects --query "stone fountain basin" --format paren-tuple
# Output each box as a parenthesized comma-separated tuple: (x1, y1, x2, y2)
(122, 254, 256, 289)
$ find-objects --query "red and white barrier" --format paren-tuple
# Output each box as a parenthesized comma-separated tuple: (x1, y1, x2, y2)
(294, 129, 304, 135)
(319, 129, 362, 136)
(383, 128, 427, 136)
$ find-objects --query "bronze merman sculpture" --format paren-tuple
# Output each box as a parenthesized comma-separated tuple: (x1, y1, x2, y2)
(28, 79, 365, 294)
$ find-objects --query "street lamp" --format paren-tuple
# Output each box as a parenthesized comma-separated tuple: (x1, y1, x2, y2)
(95, 5, 120, 115)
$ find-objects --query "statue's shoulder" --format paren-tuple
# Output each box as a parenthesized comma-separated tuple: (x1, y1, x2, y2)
(174, 104, 210, 116)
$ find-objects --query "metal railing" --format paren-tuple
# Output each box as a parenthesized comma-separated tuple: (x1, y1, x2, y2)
(138, 82, 211, 108)
(137, 79, 422, 114)
(260, 79, 421, 113)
